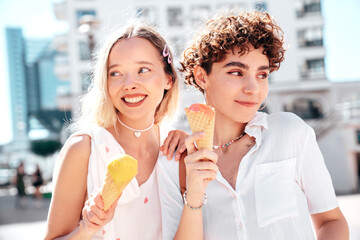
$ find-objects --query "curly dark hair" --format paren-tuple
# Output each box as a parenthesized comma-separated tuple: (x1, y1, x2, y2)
(180, 11, 286, 93)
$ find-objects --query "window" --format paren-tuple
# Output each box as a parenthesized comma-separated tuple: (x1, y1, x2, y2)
(284, 98, 323, 119)
(298, 27, 323, 47)
(79, 41, 91, 60)
(357, 130, 360, 144)
(301, 58, 325, 78)
(190, 6, 210, 26)
(76, 10, 96, 26)
(167, 7, 183, 27)
(136, 7, 158, 24)
(296, 0, 321, 17)
(254, 2, 267, 12)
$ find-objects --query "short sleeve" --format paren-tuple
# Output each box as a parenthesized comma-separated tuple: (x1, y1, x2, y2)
(298, 126, 338, 214)
(157, 156, 184, 239)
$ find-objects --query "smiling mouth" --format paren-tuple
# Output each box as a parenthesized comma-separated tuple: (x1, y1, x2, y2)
(123, 95, 146, 103)
(235, 101, 257, 107)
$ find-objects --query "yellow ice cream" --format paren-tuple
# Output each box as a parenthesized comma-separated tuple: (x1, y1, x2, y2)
(101, 154, 138, 211)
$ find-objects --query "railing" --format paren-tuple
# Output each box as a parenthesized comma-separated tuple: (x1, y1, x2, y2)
(312, 101, 360, 139)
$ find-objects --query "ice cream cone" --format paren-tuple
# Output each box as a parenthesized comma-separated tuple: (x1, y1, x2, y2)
(185, 104, 215, 150)
(101, 154, 138, 211)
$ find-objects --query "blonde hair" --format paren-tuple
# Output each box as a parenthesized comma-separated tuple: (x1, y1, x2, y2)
(71, 21, 179, 131)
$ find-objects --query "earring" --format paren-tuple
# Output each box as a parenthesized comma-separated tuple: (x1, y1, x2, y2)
(259, 99, 267, 111)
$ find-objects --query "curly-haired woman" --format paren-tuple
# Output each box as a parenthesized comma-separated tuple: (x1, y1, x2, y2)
(158, 11, 349, 240)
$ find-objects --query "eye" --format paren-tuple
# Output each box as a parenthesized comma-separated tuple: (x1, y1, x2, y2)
(258, 72, 269, 79)
(109, 71, 121, 77)
(228, 71, 243, 76)
(139, 67, 150, 74)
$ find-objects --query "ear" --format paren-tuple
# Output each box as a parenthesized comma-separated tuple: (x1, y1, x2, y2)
(193, 66, 208, 90)
(164, 74, 173, 90)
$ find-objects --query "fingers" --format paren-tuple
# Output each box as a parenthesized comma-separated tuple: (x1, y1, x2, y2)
(174, 142, 186, 161)
(185, 132, 205, 155)
(82, 189, 116, 228)
(184, 148, 218, 164)
(192, 170, 218, 182)
(160, 130, 189, 161)
(160, 130, 174, 155)
(186, 161, 219, 173)
(166, 137, 179, 160)
(81, 211, 99, 234)
(94, 192, 104, 210)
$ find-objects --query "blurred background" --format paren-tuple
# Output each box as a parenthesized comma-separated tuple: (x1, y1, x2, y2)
(0, 0, 359, 239)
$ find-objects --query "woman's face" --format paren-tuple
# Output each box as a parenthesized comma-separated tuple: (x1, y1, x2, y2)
(202, 46, 270, 123)
(107, 37, 172, 122)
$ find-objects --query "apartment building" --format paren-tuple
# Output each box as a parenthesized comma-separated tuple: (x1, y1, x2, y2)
(53, 0, 360, 193)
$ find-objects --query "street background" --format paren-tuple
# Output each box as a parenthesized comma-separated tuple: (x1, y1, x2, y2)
(0, 193, 359, 240)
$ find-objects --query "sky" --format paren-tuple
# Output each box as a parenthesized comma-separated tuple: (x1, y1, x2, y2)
(0, 0, 359, 145)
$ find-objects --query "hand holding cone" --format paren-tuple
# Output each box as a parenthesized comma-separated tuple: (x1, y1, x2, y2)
(101, 154, 138, 211)
(185, 103, 215, 149)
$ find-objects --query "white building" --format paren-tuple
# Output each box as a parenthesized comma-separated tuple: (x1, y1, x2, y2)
(53, 0, 360, 193)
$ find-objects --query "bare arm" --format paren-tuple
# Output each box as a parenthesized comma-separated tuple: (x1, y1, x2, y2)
(45, 135, 94, 240)
(174, 132, 218, 240)
(311, 207, 349, 240)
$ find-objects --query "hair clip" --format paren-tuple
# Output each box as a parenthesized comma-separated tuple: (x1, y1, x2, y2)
(162, 44, 172, 64)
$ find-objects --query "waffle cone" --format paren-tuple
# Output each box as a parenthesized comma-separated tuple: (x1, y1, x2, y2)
(101, 154, 138, 211)
(185, 107, 215, 149)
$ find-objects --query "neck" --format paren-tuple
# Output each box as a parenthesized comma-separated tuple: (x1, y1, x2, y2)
(213, 112, 246, 146)
(113, 115, 159, 150)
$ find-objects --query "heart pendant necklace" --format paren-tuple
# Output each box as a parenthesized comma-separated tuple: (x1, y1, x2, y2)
(117, 115, 154, 138)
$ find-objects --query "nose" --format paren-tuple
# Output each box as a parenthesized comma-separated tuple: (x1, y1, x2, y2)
(243, 76, 259, 95)
(123, 74, 138, 91)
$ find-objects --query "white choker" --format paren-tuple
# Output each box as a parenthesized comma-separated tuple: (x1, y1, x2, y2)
(117, 115, 154, 138)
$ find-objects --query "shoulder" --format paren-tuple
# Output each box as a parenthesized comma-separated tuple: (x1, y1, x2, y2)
(56, 135, 92, 174)
(267, 112, 311, 131)
(265, 112, 314, 140)
(64, 134, 92, 156)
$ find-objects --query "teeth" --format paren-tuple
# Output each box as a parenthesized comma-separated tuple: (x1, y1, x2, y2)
(124, 96, 145, 103)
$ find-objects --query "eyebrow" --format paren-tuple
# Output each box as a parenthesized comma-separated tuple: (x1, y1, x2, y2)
(108, 61, 155, 70)
(223, 61, 270, 71)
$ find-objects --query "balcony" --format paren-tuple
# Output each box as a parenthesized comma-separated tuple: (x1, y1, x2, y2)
(300, 68, 326, 79)
(296, 0, 321, 18)
(300, 58, 326, 79)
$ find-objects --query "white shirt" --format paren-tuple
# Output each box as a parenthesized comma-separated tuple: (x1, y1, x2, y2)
(74, 124, 169, 240)
(158, 112, 338, 240)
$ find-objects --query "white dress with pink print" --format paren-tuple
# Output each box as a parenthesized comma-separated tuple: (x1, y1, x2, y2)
(73, 124, 167, 240)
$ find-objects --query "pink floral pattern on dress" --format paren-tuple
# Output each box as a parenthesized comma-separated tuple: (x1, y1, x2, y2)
(105, 146, 110, 153)
(144, 197, 149, 204)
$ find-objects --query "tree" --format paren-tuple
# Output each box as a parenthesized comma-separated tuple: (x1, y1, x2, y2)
(30, 139, 62, 157)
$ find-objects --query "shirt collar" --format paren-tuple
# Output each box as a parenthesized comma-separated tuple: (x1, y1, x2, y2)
(244, 111, 268, 146)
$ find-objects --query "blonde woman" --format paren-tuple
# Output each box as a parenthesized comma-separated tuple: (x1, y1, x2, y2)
(45, 21, 186, 240)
